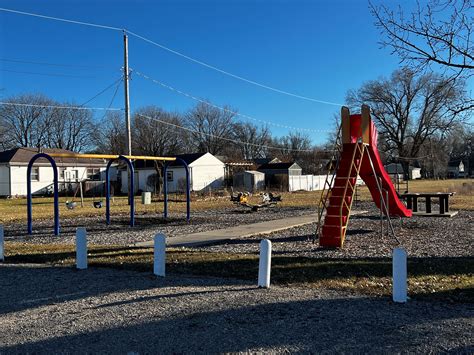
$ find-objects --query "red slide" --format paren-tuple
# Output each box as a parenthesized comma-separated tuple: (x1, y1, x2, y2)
(359, 119, 411, 217)
(320, 112, 411, 248)
(359, 145, 412, 217)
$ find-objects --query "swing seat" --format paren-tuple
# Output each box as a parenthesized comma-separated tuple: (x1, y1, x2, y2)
(66, 201, 77, 210)
(93, 201, 103, 209)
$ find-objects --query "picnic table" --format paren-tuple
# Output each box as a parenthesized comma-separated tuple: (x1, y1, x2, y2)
(401, 192, 455, 216)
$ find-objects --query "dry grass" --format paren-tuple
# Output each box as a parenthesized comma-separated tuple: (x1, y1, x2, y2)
(5, 242, 473, 303)
(0, 179, 472, 224)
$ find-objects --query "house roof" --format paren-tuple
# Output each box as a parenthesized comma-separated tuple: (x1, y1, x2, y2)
(0, 147, 108, 166)
(168, 152, 207, 166)
(258, 162, 301, 170)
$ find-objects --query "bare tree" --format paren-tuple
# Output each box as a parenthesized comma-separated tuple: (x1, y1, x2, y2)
(370, 0, 473, 112)
(346, 68, 469, 175)
(184, 102, 236, 155)
(0, 94, 55, 148)
(93, 111, 127, 154)
(371, 0, 473, 74)
(271, 131, 312, 162)
(231, 122, 271, 160)
(46, 104, 96, 152)
(133, 106, 184, 157)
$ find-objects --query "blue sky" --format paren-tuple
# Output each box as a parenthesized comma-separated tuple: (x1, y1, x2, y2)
(0, 0, 427, 144)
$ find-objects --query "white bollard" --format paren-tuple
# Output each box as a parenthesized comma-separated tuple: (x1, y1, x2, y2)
(154, 234, 166, 277)
(0, 225, 4, 262)
(76, 227, 87, 270)
(393, 247, 407, 303)
(258, 239, 272, 288)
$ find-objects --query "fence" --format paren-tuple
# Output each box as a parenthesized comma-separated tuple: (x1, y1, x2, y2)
(289, 175, 364, 192)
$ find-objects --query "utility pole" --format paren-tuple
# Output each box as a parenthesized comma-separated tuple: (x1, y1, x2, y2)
(123, 31, 132, 156)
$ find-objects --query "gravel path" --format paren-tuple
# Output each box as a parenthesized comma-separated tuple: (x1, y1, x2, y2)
(194, 202, 474, 259)
(0, 264, 472, 354)
(3, 206, 312, 245)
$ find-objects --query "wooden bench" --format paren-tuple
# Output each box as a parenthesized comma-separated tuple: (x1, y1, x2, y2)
(401, 192, 457, 217)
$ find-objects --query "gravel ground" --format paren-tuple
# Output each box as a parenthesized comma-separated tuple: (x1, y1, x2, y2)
(3, 206, 312, 245)
(195, 202, 474, 259)
(0, 264, 472, 354)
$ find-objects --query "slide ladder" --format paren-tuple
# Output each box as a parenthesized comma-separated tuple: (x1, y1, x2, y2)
(315, 125, 343, 241)
(318, 105, 410, 248)
(320, 142, 366, 247)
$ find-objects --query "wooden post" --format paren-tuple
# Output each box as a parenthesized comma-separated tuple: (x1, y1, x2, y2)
(341, 106, 351, 144)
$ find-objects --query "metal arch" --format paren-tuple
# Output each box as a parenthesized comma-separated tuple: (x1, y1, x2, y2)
(163, 157, 191, 222)
(27, 153, 59, 236)
(106, 155, 135, 227)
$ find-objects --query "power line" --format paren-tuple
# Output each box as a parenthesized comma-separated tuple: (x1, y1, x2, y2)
(0, 57, 110, 69)
(0, 68, 96, 79)
(0, 7, 343, 106)
(0, 7, 122, 31)
(133, 70, 333, 134)
(80, 77, 123, 106)
(126, 30, 343, 106)
(137, 113, 316, 153)
(98, 78, 123, 120)
(0, 102, 122, 111)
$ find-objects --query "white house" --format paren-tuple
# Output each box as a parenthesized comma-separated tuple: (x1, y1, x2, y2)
(120, 152, 226, 193)
(384, 163, 421, 180)
(0, 147, 113, 197)
(447, 160, 465, 178)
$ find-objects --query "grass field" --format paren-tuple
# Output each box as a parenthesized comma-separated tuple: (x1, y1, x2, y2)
(5, 242, 473, 303)
(0, 179, 473, 224)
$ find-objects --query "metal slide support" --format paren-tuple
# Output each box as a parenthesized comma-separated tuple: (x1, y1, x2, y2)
(163, 158, 191, 222)
(365, 150, 399, 243)
(27, 153, 59, 236)
(106, 155, 135, 227)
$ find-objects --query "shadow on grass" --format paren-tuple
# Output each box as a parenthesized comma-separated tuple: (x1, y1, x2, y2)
(5, 243, 473, 303)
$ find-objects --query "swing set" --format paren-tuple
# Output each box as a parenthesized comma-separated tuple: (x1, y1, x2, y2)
(26, 152, 191, 236)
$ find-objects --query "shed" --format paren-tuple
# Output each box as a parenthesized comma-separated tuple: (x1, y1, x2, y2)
(233, 170, 265, 192)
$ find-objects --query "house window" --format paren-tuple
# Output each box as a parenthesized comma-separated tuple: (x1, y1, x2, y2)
(167, 171, 174, 182)
(59, 168, 66, 179)
(87, 168, 101, 181)
(31, 167, 39, 181)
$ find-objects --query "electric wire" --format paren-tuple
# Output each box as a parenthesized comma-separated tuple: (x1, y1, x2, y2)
(125, 30, 343, 106)
(0, 102, 122, 111)
(0, 68, 96, 79)
(80, 77, 123, 107)
(0, 7, 122, 31)
(0, 57, 109, 69)
(133, 70, 333, 134)
(0, 7, 343, 106)
(137, 113, 316, 153)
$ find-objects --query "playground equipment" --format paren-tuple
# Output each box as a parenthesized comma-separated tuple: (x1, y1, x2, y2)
(316, 105, 412, 248)
(231, 190, 282, 212)
(26, 152, 190, 236)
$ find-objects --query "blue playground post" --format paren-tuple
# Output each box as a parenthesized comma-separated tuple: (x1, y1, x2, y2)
(27, 153, 59, 236)
(163, 158, 190, 222)
(106, 155, 135, 227)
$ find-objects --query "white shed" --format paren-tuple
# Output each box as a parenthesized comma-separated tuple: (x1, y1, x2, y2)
(120, 152, 226, 193)
(233, 170, 265, 192)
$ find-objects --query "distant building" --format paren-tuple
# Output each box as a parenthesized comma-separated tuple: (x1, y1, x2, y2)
(120, 152, 226, 193)
(384, 163, 421, 180)
(0, 147, 111, 197)
(233, 170, 265, 192)
(447, 160, 465, 178)
(257, 161, 302, 190)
